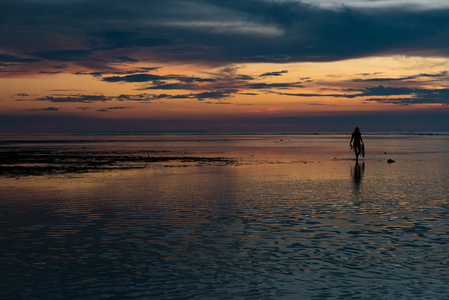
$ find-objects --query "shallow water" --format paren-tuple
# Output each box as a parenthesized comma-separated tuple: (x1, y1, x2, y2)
(1, 134, 449, 299)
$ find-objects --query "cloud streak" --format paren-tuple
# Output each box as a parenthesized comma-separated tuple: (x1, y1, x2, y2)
(36, 95, 112, 103)
(350, 71, 449, 82)
(26, 83, 449, 106)
(29, 107, 60, 111)
(19, 60, 449, 106)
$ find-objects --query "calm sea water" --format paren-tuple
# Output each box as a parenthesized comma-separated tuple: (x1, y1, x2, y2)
(1, 134, 449, 299)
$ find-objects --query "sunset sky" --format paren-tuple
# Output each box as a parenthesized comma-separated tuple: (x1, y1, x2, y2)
(1, 0, 449, 133)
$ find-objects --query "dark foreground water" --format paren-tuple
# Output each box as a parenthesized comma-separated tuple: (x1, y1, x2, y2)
(1, 134, 449, 299)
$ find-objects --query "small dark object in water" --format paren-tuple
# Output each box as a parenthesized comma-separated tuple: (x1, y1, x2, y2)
(387, 159, 395, 163)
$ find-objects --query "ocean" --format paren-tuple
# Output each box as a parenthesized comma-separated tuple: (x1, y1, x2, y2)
(1, 133, 449, 299)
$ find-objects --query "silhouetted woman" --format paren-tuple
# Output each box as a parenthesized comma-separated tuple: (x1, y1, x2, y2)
(350, 127, 364, 161)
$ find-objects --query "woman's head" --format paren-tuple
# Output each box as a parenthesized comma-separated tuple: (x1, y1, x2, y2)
(354, 127, 360, 132)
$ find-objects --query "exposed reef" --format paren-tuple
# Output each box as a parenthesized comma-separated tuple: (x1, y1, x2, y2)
(0, 148, 236, 177)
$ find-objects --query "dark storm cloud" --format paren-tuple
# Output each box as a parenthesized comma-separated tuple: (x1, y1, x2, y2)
(2, 0, 449, 70)
(0, 53, 40, 63)
(364, 86, 449, 105)
(112, 56, 139, 63)
(88, 30, 174, 50)
(50, 65, 67, 69)
(360, 86, 415, 96)
(26, 49, 93, 62)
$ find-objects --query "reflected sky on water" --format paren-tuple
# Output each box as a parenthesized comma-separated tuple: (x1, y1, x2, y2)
(1, 134, 449, 299)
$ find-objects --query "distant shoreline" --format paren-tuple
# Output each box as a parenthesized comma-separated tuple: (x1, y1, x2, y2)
(1, 131, 449, 136)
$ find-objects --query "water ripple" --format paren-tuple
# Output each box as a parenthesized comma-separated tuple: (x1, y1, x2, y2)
(1, 135, 449, 299)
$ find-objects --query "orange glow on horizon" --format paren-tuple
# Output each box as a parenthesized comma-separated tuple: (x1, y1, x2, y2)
(1, 56, 449, 126)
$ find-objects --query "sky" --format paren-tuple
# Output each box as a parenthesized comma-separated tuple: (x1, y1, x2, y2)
(1, 0, 449, 133)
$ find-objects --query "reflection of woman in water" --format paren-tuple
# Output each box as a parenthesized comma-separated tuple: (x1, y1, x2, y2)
(351, 161, 365, 204)
(350, 127, 364, 161)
